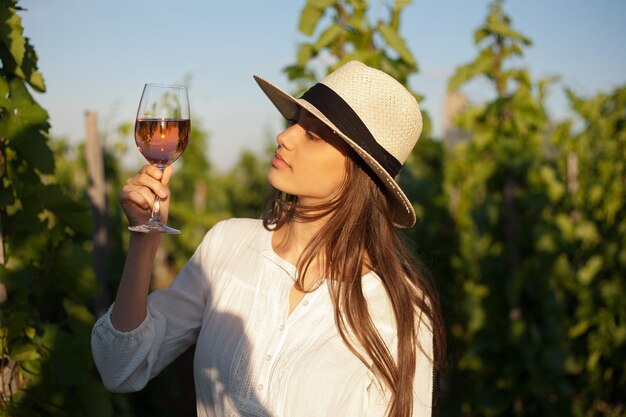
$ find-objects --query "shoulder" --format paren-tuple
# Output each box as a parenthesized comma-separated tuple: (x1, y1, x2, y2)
(208, 217, 263, 236)
(200, 217, 265, 246)
(361, 272, 434, 355)
(193, 218, 265, 262)
(361, 272, 396, 337)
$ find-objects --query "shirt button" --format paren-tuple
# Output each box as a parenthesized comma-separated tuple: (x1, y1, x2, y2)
(257, 384, 264, 391)
(265, 354, 272, 361)
(279, 324, 285, 331)
(302, 300, 309, 306)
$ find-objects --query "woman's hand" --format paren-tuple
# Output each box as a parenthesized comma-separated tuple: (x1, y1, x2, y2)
(120, 165, 173, 227)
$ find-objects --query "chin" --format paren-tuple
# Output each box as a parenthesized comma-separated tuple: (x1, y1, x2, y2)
(267, 171, 289, 194)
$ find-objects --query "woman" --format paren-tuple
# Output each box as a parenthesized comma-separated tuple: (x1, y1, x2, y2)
(92, 60, 445, 417)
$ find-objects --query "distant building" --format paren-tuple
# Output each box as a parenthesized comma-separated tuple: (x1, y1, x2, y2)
(442, 90, 469, 145)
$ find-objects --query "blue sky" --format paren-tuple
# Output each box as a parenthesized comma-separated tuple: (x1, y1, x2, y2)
(19, 0, 626, 171)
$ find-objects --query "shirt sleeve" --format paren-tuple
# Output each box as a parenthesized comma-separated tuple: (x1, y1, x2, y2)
(90, 221, 223, 392)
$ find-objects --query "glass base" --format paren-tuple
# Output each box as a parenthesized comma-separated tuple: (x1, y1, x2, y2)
(128, 220, 180, 234)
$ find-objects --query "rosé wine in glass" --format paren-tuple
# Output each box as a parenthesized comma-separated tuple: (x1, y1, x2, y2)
(129, 84, 190, 234)
(135, 118, 190, 168)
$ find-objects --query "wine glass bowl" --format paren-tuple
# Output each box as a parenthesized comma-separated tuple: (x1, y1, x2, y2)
(135, 118, 190, 169)
(129, 83, 190, 234)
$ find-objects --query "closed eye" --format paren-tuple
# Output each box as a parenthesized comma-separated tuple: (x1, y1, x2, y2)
(305, 130, 322, 141)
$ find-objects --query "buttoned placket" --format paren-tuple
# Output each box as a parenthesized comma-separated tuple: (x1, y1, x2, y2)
(254, 253, 295, 400)
(255, 316, 289, 399)
(257, 236, 329, 402)
(255, 281, 325, 401)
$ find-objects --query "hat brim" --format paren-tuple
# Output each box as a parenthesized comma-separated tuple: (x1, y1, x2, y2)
(254, 75, 416, 229)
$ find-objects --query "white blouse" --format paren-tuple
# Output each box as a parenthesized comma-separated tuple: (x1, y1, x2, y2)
(91, 218, 433, 417)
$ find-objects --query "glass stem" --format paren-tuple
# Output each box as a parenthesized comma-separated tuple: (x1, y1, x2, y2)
(149, 166, 165, 223)
(149, 195, 161, 223)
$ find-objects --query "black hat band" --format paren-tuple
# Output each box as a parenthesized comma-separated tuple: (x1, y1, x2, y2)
(300, 83, 401, 178)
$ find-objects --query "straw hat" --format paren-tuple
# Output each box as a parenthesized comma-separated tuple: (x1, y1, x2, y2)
(254, 60, 422, 228)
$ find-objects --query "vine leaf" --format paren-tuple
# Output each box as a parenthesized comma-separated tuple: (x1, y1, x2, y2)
(40, 185, 92, 233)
(11, 127, 55, 174)
(314, 23, 342, 51)
(299, 5, 324, 36)
(0, 3, 26, 69)
(377, 23, 415, 66)
(0, 2, 45, 91)
(308, 0, 336, 8)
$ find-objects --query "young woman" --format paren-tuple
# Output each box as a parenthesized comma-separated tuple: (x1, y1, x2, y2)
(92, 61, 445, 417)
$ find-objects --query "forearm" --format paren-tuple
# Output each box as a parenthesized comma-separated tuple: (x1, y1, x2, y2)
(110, 233, 161, 332)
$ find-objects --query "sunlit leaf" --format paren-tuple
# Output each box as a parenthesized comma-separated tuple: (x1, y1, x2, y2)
(314, 23, 342, 50)
(297, 43, 315, 66)
(568, 320, 590, 339)
(63, 298, 95, 334)
(308, 0, 336, 8)
(486, 18, 532, 45)
(299, 5, 324, 36)
(11, 342, 40, 361)
(474, 27, 490, 44)
(20, 40, 46, 92)
(577, 255, 603, 285)
(8, 75, 48, 123)
(0, 2, 26, 69)
(393, 0, 413, 11)
(377, 23, 415, 65)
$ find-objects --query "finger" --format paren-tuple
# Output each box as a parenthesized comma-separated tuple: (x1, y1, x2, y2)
(148, 165, 164, 180)
(122, 181, 160, 207)
(121, 189, 151, 211)
(136, 164, 164, 181)
(132, 173, 168, 199)
(162, 165, 173, 185)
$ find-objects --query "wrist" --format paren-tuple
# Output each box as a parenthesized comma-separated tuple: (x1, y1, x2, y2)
(128, 231, 162, 251)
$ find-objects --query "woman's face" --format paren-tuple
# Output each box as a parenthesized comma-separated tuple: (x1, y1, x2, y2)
(268, 109, 349, 206)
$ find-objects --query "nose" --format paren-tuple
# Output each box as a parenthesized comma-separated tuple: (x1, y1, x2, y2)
(276, 122, 298, 150)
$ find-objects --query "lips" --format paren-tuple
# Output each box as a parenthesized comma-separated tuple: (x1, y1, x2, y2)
(272, 152, 291, 169)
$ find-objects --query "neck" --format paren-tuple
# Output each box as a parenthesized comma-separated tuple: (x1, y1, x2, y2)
(272, 216, 329, 289)
(273, 218, 323, 262)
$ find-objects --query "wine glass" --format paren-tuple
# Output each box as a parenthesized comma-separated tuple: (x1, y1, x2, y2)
(129, 83, 190, 234)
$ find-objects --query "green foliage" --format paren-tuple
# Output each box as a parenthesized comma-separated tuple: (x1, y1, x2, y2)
(285, 0, 431, 132)
(289, 0, 418, 76)
(436, 1, 626, 416)
(553, 86, 626, 416)
(0, 1, 44, 92)
(0, 0, 113, 415)
(449, 0, 532, 94)
(440, 2, 573, 415)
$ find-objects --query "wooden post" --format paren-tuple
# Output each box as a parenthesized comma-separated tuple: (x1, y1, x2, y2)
(85, 111, 110, 317)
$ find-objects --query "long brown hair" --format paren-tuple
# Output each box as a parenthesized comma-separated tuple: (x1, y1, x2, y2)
(262, 152, 445, 417)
